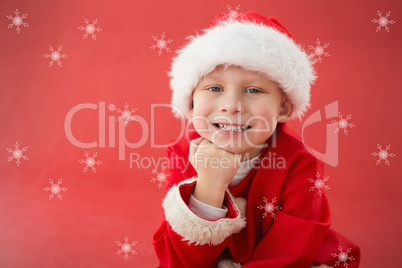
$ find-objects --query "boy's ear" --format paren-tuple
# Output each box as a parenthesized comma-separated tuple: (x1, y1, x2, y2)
(278, 97, 293, 123)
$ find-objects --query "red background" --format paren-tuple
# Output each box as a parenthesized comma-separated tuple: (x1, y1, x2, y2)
(1, 0, 401, 267)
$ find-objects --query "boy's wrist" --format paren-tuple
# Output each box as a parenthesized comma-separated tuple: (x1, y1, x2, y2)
(197, 173, 229, 192)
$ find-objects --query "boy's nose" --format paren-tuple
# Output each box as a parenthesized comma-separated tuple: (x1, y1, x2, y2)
(220, 95, 244, 114)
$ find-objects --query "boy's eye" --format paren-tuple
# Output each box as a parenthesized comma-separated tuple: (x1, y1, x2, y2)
(208, 86, 222, 92)
(246, 88, 260, 93)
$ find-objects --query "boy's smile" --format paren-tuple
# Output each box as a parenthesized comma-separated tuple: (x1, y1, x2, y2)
(189, 65, 293, 160)
(213, 123, 250, 132)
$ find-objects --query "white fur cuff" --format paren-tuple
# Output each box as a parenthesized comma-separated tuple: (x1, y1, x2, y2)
(163, 177, 247, 246)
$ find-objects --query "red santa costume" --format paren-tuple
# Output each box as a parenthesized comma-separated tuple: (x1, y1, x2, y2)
(153, 10, 360, 268)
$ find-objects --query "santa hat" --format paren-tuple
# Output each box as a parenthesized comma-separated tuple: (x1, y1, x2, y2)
(170, 10, 316, 120)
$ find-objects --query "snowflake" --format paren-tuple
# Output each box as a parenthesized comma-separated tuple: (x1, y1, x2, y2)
(78, 151, 102, 173)
(116, 103, 137, 127)
(6, 9, 28, 33)
(258, 197, 281, 219)
(371, 144, 395, 166)
(372, 11, 395, 33)
(43, 178, 68, 200)
(43, 45, 67, 67)
(116, 236, 137, 260)
(78, 18, 102, 40)
(331, 245, 355, 267)
(331, 113, 355, 135)
(150, 32, 172, 56)
(151, 169, 172, 189)
(225, 4, 241, 20)
(308, 39, 330, 63)
(6, 142, 28, 166)
(308, 172, 330, 196)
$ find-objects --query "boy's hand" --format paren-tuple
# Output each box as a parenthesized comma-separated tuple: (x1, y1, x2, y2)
(189, 137, 241, 208)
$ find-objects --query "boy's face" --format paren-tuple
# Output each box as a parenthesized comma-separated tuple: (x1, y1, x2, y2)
(189, 65, 292, 160)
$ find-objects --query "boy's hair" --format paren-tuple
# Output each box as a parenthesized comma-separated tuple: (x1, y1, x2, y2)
(169, 10, 316, 120)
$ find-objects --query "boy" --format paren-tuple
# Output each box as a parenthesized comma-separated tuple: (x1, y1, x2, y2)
(153, 10, 360, 268)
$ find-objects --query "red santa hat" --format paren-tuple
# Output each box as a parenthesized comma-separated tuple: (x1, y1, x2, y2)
(170, 10, 316, 120)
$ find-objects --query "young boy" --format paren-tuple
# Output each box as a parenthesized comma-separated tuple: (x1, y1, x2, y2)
(153, 10, 360, 268)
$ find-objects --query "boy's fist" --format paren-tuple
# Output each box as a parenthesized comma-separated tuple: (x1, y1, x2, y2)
(189, 137, 241, 191)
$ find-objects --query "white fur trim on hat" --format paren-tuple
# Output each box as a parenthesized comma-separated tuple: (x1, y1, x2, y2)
(162, 177, 246, 246)
(170, 19, 316, 120)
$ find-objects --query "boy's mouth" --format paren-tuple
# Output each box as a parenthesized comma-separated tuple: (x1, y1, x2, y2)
(213, 123, 251, 132)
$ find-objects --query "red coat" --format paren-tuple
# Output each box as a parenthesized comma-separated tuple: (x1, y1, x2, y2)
(153, 123, 360, 268)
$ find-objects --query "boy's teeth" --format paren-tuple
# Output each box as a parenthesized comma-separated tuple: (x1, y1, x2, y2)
(217, 124, 249, 131)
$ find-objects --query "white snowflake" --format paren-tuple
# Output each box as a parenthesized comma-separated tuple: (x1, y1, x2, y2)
(6, 142, 28, 166)
(78, 151, 102, 173)
(308, 39, 330, 63)
(371, 144, 395, 166)
(331, 245, 355, 267)
(258, 197, 281, 219)
(372, 11, 395, 33)
(308, 172, 330, 196)
(116, 236, 137, 260)
(150, 32, 172, 56)
(331, 113, 355, 135)
(43, 45, 67, 67)
(116, 103, 137, 127)
(151, 169, 172, 189)
(6, 9, 28, 33)
(43, 178, 68, 200)
(78, 18, 102, 40)
(225, 4, 241, 20)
